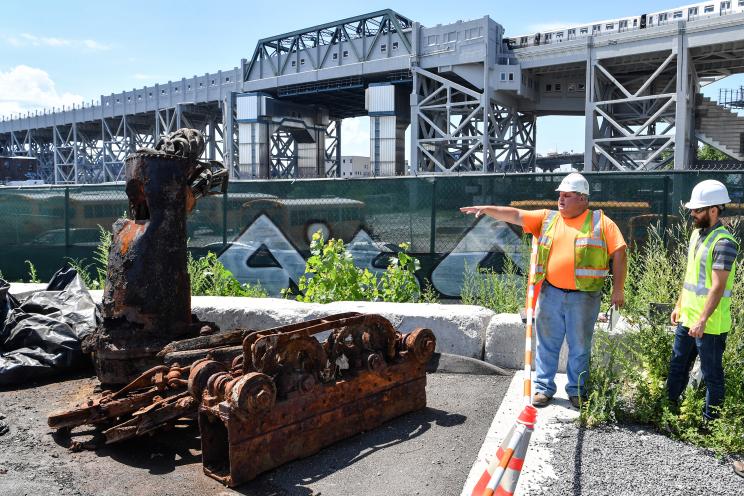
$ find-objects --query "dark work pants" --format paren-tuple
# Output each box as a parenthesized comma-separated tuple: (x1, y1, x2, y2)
(666, 323, 728, 421)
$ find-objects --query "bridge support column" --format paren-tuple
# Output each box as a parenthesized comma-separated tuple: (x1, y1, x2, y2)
(367, 83, 410, 176)
(102, 115, 134, 182)
(236, 93, 328, 178)
(674, 27, 696, 170)
(324, 120, 342, 178)
(223, 92, 240, 179)
(584, 42, 685, 171)
(410, 67, 534, 173)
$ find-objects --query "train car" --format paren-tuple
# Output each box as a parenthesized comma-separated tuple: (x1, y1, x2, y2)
(505, 1, 744, 48)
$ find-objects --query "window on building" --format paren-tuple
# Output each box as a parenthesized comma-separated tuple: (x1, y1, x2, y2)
(508, 72, 514, 81)
(721, 1, 731, 9)
(427, 35, 438, 45)
(343, 50, 349, 57)
(689, 7, 699, 16)
(291, 61, 296, 67)
(300, 58, 305, 65)
(225, 77, 230, 82)
(554, 83, 562, 91)
(445, 31, 457, 42)
(580, 27, 588, 35)
(578, 83, 586, 91)
(392, 41, 399, 50)
(568, 82, 577, 92)
(545, 83, 552, 92)
(739, 0, 744, 7)
(673, 11, 683, 18)
(593, 24, 601, 32)
(704, 5, 715, 12)
(380, 44, 387, 52)
(333, 52, 338, 60)
(500, 72, 506, 81)
(619, 20, 628, 29)
(606, 23, 614, 30)
(568, 29, 576, 38)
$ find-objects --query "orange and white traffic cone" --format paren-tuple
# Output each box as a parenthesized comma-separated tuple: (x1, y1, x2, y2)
(489, 416, 534, 496)
(470, 405, 537, 496)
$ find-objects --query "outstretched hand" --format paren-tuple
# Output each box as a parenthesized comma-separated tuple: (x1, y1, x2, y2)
(460, 206, 484, 218)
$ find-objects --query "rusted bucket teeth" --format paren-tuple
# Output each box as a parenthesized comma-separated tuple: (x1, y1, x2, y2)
(192, 312, 436, 487)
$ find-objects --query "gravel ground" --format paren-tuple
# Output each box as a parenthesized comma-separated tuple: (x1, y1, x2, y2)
(0, 370, 512, 496)
(527, 422, 744, 496)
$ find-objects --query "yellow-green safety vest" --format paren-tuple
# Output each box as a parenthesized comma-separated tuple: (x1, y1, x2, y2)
(680, 226, 738, 335)
(534, 209, 610, 292)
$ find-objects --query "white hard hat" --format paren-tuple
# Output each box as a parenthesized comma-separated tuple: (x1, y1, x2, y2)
(556, 172, 590, 195)
(684, 180, 731, 209)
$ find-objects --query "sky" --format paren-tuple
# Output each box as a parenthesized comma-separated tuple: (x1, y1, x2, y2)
(1, 0, 742, 156)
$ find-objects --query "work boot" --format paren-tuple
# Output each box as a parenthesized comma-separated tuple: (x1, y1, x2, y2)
(569, 396, 583, 409)
(532, 392, 552, 408)
(734, 460, 744, 478)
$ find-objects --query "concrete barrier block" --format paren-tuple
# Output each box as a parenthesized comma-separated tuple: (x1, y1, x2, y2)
(484, 313, 568, 372)
(191, 298, 489, 360)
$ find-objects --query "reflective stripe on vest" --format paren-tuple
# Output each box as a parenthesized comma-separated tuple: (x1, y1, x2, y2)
(533, 209, 610, 292)
(679, 226, 738, 334)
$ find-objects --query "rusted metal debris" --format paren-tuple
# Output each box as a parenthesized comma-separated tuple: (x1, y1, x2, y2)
(49, 312, 435, 486)
(47, 363, 199, 445)
(192, 312, 436, 487)
(81, 128, 227, 385)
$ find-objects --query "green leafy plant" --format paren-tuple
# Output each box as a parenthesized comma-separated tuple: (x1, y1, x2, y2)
(188, 251, 267, 297)
(24, 260, 41, 283)
(287, 232, 425, 304)
(418, 279, 440, 304)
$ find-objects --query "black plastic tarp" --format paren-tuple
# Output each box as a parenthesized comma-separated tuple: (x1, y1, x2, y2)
(0, 268, 100, 385)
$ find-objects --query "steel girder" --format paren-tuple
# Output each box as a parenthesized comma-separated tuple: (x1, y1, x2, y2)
(244, 10, 413, 81)
(585, 40, 696, 171)
(269, 129, 297, 178)
(411, 67, 536, 173)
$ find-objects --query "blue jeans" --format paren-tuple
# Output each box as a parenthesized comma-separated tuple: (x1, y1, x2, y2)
(667, 323, 727, 421)
(534, 281, 602, 398)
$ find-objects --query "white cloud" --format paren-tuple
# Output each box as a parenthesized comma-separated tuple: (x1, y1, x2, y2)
(3, 33, 109, 51)
(0, 65, 84, 116)
(83, 39, 110, 50)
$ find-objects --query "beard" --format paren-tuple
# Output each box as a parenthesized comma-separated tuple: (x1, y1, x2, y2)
(693, 212, 711, 228)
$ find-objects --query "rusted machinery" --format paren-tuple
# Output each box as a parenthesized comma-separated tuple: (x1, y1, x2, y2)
(190, 312, 436, 487)
(82, 128, 227, 385)
(47, 363, 197, 445)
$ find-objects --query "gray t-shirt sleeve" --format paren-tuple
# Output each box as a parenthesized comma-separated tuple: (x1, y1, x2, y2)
(711, 238, 738, 271)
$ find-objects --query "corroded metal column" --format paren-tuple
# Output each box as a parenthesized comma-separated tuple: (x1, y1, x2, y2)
(83, 129, 227, 384)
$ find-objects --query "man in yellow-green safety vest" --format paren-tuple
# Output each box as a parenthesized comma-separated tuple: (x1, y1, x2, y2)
(461, 173, 627, 409)
(668, 179, 739, 422)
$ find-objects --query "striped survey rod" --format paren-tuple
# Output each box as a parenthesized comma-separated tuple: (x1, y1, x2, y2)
(477, 405, 537, 496)
(522, 235, 539, 406)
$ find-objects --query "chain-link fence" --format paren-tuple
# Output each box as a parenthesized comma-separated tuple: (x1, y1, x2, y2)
(1, 171, 743, 295)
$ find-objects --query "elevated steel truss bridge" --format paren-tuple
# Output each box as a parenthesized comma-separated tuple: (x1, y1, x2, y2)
(2, 8, 744, 183)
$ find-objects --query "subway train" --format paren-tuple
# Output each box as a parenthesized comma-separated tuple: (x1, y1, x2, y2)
(505, 1, 744, 48)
